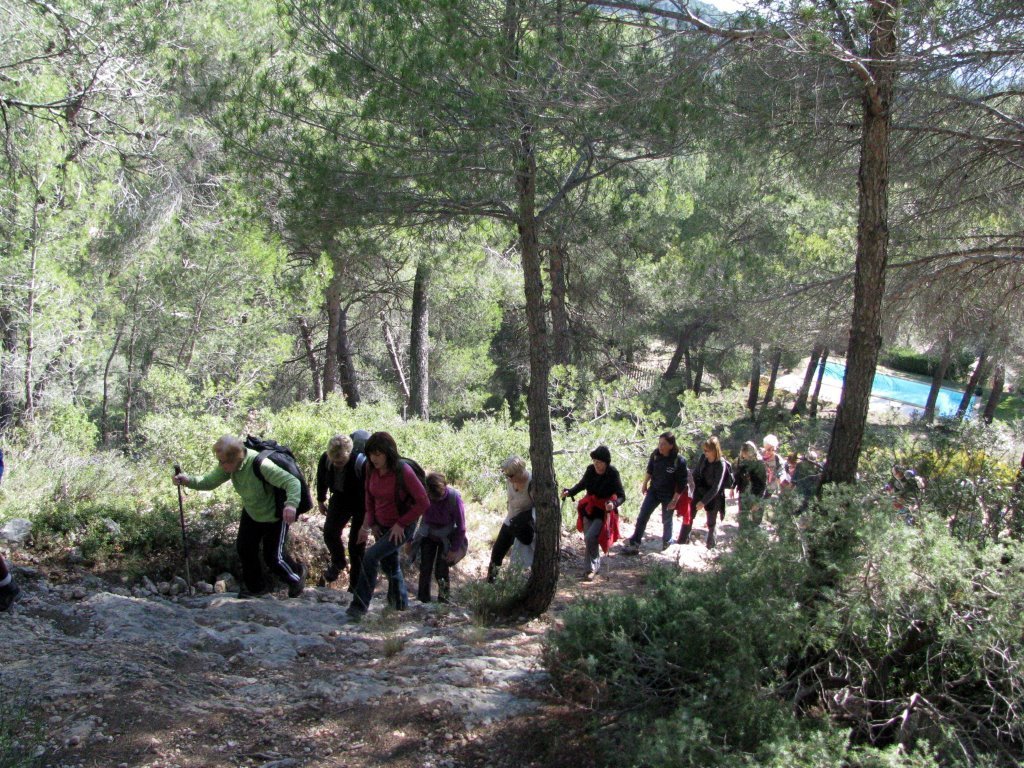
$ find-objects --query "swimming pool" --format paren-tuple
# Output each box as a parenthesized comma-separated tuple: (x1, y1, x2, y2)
(821, 360, 975, 418)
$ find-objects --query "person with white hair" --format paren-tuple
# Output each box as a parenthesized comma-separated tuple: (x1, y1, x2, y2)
(173, 435, 307, 599)
(487, 455, 535, 582)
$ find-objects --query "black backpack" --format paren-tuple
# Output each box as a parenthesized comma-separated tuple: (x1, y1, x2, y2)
(244, 436, 314, 518)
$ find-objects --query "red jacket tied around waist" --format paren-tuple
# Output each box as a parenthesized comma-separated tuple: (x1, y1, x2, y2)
(576, 494, 621, 553)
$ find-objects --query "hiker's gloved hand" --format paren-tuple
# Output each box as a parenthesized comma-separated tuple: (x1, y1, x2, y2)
(172, 473, 188, 486)
(282, 505, 297, 524)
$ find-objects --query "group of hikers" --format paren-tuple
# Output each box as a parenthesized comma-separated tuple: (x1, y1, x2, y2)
(172, 430, 465, 621)
(163, 428, 823, 619)
(0, 427, 832, 617)
(0, 427, 833, 617)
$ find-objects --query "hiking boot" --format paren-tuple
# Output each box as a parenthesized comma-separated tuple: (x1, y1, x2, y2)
(706, 529, 717, 549)
(620, 541, 639, 555)
(288, 565, 308, 598)
(324, 564, 341, 584)
(677, 524, 692, 545)
(0, 581, 22, 612)
(386, 576, 408, 610)
(237, 586, 270, 599)
(344, 606, 365, 623)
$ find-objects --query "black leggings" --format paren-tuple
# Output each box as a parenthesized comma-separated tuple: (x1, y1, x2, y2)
(236, 511, 303, 592)
(488, 508, 535, 573)
(417, 537, 451, 602)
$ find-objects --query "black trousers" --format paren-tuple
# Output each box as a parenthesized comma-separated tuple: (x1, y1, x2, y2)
(488, 508, 535, 578)
(417, 537, 450, 602)
(236, 510, 303, 592)
(323, 495, 366, 589)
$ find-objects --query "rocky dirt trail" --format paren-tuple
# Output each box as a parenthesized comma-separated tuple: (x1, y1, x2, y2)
(1, 508, 737, 768)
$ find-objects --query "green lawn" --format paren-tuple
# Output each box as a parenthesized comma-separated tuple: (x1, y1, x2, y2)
(994, 394, 1024, 421)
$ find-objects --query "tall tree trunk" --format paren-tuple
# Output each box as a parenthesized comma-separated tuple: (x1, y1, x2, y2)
(822, 0, 897, 486)
(297, 317, 324, 402)
(337, 306, 361, 408)
(682, 346, 693, 390)
(122, 321, 140, 443)
(663, 328, 687, 379)
(505, 0, 558, 617)
(408, 260, 430, 420)
(922, 334, 953, 423)
(0, 306, 17, 430)
(761, 347, 782, 409)
(23, 224, 38, 422)
(956, 349, 989, 421)
(101, 321, 125, 446)
(982, 364, 1004, 424)
(692, 345, 705, 396)
(1011, 449, 1024, 540)
(381, 312, 410, 411)
(548, 240, 571, 366)
(809, 349, 829, 418)
(792, 346, 823, 416)
(747, 341, 761, 417)
(177, 275, 212, 369)
(323, 265, 342, 397)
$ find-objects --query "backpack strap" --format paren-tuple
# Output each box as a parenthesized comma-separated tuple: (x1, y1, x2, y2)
(712, 459, 728, 498)
(251, 449, 273, 487)
(394, 459, 410, 513)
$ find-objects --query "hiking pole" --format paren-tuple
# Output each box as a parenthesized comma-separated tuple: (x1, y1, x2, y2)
(174, 464, 193, 595)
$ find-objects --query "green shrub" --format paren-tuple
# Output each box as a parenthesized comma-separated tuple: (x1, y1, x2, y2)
(461, 567, 532, 623)
(138, 411, 236, 476)
(546, 486, 1024, 767)
(883, 346, 974, 383)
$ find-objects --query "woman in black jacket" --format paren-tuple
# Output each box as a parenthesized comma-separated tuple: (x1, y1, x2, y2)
(692, 436, 727, 549)
(561, 445, 626, 580)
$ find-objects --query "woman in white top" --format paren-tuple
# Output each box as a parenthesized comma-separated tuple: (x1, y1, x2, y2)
(487, 455, 535, 582)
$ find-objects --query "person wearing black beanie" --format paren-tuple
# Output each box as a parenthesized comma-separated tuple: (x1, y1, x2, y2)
(561, 445, 625, 579)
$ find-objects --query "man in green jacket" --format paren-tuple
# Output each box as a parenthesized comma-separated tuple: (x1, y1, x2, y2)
(173, 435, 307, 598)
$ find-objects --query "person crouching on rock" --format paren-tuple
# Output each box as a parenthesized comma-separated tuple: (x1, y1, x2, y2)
(561, 445, 625, 581)
(173, 435, 307, 599)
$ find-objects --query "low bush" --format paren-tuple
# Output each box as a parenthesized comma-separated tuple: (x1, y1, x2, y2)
(546, 486, 1024, 767)
(461, 567, 532, 623)
(883, 347, 974, 383)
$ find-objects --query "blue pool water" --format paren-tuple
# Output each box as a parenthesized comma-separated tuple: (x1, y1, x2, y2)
(821, 361, 974, 419)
